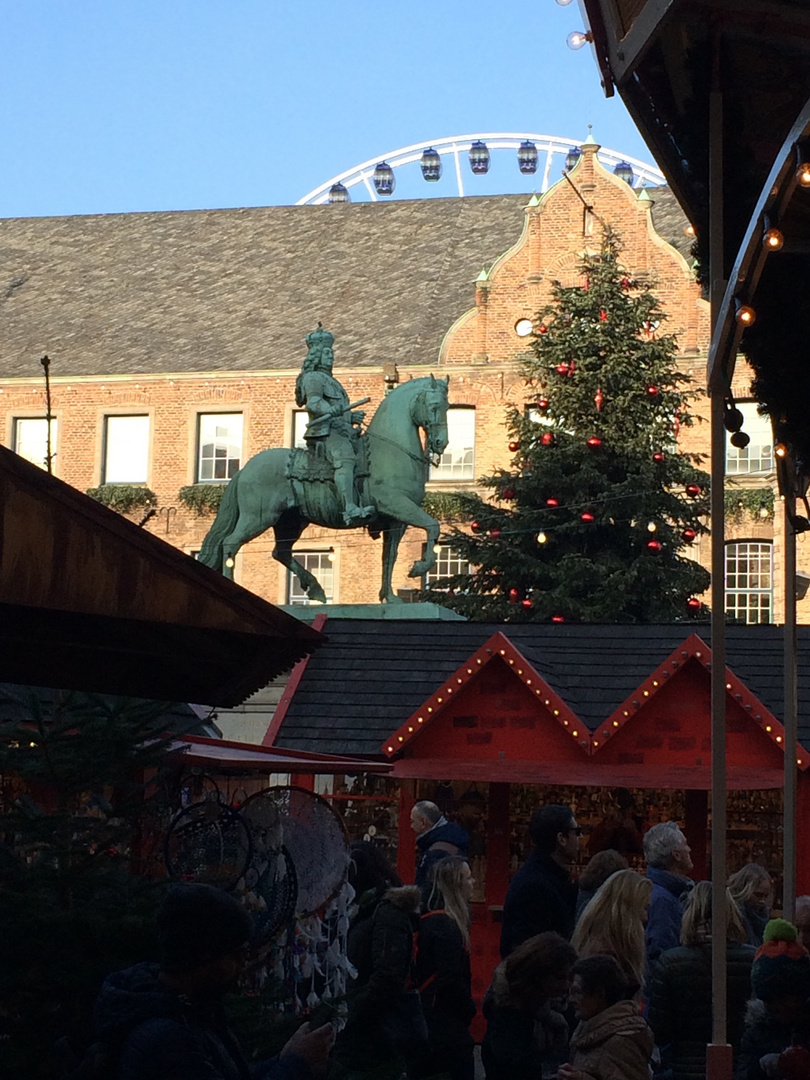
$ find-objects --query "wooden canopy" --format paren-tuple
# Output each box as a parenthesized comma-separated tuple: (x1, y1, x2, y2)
(0, 445, 322, 705)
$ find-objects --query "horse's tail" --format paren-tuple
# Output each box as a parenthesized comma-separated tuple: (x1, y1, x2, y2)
(198, 473, 241, 571)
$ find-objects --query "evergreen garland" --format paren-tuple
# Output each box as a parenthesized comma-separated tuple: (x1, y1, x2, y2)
(178, 482, 227, 515)
(424, 231, 711, 622)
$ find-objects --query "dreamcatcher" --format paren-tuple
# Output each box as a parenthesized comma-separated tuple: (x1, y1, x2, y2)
(237, 794, 298, 944)
(163, 800, 252, 891)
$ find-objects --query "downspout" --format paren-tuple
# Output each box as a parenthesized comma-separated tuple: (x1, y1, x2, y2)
(783, 486, 798, 920)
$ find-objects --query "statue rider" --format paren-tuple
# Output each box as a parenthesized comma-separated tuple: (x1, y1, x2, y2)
(295, 325, 375, 526)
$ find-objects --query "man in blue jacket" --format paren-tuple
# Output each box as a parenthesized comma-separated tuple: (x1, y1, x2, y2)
(411, 800, 469, 900)
(643, 821, 694, 985)
(499, 803, 580, 957)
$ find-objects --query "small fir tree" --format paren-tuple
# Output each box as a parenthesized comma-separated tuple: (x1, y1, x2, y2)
(426, 231, 711, 622)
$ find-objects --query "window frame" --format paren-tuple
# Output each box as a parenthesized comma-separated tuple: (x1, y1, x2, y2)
(725, 401, 774, 476)
(429, 405, 475, 482)
(196, 412, 244, 483)
(101, 413, 151, 485)
(12, 415, 58, 472)
(422, 543, 471, 590)
(286, 550, 336, 606)
(725, 540, 774, 625)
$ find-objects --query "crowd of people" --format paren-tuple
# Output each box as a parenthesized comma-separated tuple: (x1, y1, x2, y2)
(67, 797, 810, 1080)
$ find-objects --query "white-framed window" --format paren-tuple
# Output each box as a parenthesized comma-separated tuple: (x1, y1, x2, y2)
(287, 551, 335, 605)
(13, 416, 57, 470)
(292, 409, 309, 448)
(726, 402, 774, 475)
(423, 544, 470, 588)
(103, 415, 150, 483)
(197, 413, 243, 482)
(725, 541, 773, 624)
(429, 406, 475, 481)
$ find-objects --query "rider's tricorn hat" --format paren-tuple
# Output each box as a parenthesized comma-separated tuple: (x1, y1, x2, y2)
(305, 324, 334, 350)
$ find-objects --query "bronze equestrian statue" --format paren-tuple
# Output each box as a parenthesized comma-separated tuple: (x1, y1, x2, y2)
(199, 326, 450, 604)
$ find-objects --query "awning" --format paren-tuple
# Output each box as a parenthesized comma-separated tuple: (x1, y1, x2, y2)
(168, 734, 391, 775)
(0, 445, 322, 706)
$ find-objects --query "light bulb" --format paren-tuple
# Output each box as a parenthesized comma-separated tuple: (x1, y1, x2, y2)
(797, 162, 810, 188)
(775, 442, 788, 458)
(736, 304, 756, 326)
(763, 227, 784, 251)
(566, 30, 591, 49)
(225, 557, 235, 568)
(432, 544, 442, 553)
(647, 522, 657, 532)
(537, 532, 548, 544)
(684, 224, 696, 238)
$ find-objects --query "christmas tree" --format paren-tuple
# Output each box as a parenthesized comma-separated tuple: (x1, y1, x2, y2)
(426, 231, 711, 622)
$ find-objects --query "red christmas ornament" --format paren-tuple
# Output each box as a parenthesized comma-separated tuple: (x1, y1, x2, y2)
(594, 388, 604, 411)
(508, 440, 520, 452)
(647, 385, 660, 397)
(521, 598, 533, 609)
(537, 398, 549, 411)
(556, 363, 569, 376)
(653, 451, 665, 463)
(581, 511, 595, 523)
(685, 484, 702, 498)
(537, 324, 548, 334)
(587, 436, 602, 449)
(541, 432, 555, 446)
(647, 540, 662, 553)
(620, 277, 631, 289)
(546, 497, 560, 508)
(681, 528, 697, 543)
(489, 528, 502, 539)
(471, 520, 481, 533)
(687, 597, 702, 610)
(599, 308, 608, 322)
(552, 614, 566, 624)
(502, 488, 516, 500)
(508, 588, 520, 604)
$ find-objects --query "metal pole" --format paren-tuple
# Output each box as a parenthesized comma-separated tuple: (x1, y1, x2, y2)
(40, 354, 53, 475)
(707, 70, 732, 1078)
(783, 493, 798, 920)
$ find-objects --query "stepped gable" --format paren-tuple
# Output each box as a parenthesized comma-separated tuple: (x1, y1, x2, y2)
(271, 619, 810, 758)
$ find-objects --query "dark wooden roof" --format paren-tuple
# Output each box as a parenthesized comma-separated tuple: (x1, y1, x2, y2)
(273, 618, 810, 756)
(0, 193, 689, 379)
(0, 444, 321, 705)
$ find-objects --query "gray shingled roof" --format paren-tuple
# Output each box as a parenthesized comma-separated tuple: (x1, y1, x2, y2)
(0, 191, 690, 379)
(273, 619, 810, 756)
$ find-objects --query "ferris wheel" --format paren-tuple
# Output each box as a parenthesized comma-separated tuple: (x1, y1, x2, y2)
(296, 132, 666, 205)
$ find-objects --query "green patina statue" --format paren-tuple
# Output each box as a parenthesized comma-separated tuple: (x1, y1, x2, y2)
(198, 327, 450, 603)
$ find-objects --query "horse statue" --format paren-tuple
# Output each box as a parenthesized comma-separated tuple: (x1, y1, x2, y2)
(198, 375, 450, 603)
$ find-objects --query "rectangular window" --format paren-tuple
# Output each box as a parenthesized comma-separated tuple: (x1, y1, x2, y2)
(725, 541, 773, 624)
(423, 544, 470, 588)
(103, 415, 150, 483)
(287, 551, 335, 605)
(13, 417, 57, 470)
(726, 402, 774, 475)
(197, 413, 243, 481)
(429, 406, 475, 481)
(292, 409, 309, 449)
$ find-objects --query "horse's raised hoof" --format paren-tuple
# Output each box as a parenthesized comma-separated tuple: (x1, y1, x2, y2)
(408, 560, 430, 578)
(306, 586, 328, 604)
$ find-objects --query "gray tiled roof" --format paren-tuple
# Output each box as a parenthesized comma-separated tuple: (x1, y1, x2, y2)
(272, 619, 810, 756)
(0, 191, 690, 379)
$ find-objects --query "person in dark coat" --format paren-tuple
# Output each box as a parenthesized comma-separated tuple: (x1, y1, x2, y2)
(727, 863, 773, 947)
(414, 856, 477, 1080)
(411, 800, 470, 899)
(647, 881, 755, 1080)
(499, 803, 580, 958)
(735, 918, 810, 1080)
(482, 931, 576, 1080)
(88, 883, 333, 1080)
(642, 821, 694, 986)
(334, 844, 424, 1080)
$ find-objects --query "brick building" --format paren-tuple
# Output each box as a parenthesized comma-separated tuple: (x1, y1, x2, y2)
(0, 138, 801, 620)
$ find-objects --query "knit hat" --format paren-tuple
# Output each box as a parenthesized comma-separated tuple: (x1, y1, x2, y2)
(157, 883, 254, 973)
(751, 918, 810, 1001)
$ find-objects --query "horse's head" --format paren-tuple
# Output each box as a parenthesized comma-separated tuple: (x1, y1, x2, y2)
(417, 375, 450, 462)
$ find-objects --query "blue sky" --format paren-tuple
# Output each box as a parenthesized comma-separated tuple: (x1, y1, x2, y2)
(2, 2, 657, 218)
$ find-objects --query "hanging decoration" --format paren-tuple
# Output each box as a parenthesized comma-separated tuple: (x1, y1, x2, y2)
(471, 520, 481, 533)
(546, 497, 559, 507)
(647, 385, 660, 397)
(599, 308, 608, 322)
(537, 324, 548, 334)
(537, 398, 550, 411)
(508, 440, 520, 452)
(653, 452, 665, 463)
(647, 540, 662, 553)
(552, 614, 566, 623)
(541, 432, 555, 445)
(681, 529, 697, 543)
(502, 487, 516, 499)
(685, 484, 702, 497)
(587, 436, 602, 449)
(508, 588, 520, 603)
(489, 527, 502, 538)
(594, 388, 604, 411)
(580, 511, 595, 523)
(521, 598, 533, 609)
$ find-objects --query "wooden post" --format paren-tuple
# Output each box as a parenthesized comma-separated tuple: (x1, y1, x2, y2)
(397, 780, 416, 884)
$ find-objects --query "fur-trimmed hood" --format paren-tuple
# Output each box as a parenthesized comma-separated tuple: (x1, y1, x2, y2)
(383, 884, 421, 913)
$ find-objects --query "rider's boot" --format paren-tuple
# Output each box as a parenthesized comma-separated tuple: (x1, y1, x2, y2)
(334, 463, 374, 526)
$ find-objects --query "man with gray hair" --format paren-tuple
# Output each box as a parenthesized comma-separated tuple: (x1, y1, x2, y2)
(410, 799, 469, 896)
(644, 821, 694, 978)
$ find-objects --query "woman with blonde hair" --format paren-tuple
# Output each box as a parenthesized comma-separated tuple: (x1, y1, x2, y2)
(727, 862, 773, 946)
(647, 880, 755, 1080)
(414, 856, 477, 1080)
(572, 868, 652, 996)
